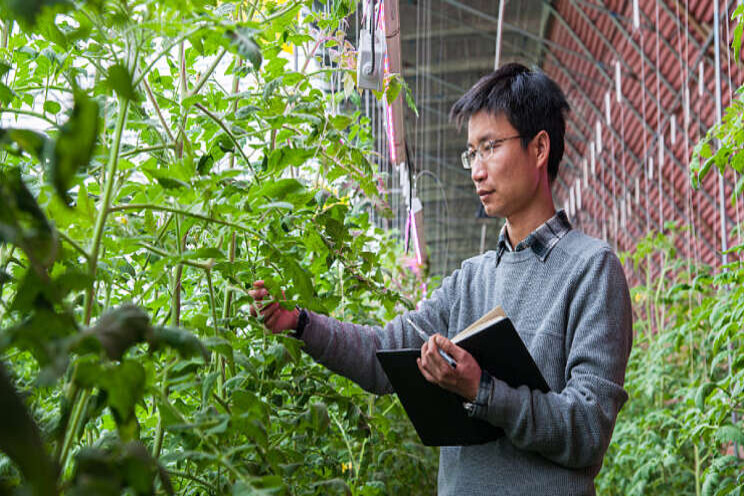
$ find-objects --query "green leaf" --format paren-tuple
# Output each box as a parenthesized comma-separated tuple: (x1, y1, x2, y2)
(148, 326, 210, 362)
(0, 82, 15, 105)
(0, 128, 50, 160)
(201, 371, 219, 404)
(156, 396, 182, 428)
(329, 114, 353, 131)
(99, 360, 146, 438)
(266, 147, 314, 173)
(715, 425, 744, 446)
(0, 362, 56, 495)
(106, 63, 138, 100)
(283, 256, 313, 303)
(197, 154, 214, 175)
(0, 168, 57, 271)
(733, 21, 743, 62)
(227, 27, 262, 70)
(695, 382, 717, 411)
(385, 76, 402, 105)
(43, 100, 61, 114)
(49, 90, 100, 202)
(86, 304, 152, 361)
(258, 201, 294, 211)
(0, 0, 71, 26)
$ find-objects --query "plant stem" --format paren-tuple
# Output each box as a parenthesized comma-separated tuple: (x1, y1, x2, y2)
(0, 108, 58, 127)
(206, 269, 225, 395)
(1, 19, 10, 50)
(132, 25, 207, 88)
(694, 443, 701, 496)
(188, 48, 227, 98)
(222, 233, 237, 378)
(193, 102, 259, 181)
(143, 79, 177, 144)
(152, 364, 171, 459)
(221, 233, 236, 324)
(171, 216, 188, 327)
(84, 97, 130, 326)
(330, 410, 358, 479)
(57, 231, 91, 261)
(120, 144, 175, 159)
(139, 242, 212, 271)
(108, 203, 274, 248)
(59, 388, 92, 472)
(167, 469, 216, 492)
(229, 55, 242, 170)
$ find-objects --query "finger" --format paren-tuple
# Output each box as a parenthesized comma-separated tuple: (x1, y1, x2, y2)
(420, 340, 434, 369)
(261, 302, 280, 319)
(417, 358, 437, 383)
(420, 344, 446, 379)
(266, 311, 281, 330)
(252, 280, 265, 288)
(424, 337, 447, 370)
(434, 335, 469, 362)
(248, 288, 269, 300)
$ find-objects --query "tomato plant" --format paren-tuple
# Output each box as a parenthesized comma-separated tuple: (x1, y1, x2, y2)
(0, 0, 437, 494)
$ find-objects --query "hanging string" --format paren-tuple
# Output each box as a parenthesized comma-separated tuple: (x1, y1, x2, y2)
(678, 0, 697, 274)
(640, 28, 652, 240)
(724, 0, 743, 254)
(654, 0, 664, 288)
(436, 4, 448, 274)
(696, 58, 704, 265)
(620, 92, 627, 251)
(685, 0, 701, 269)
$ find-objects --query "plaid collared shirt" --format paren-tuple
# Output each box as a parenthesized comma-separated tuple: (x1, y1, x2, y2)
(496, 209, 573, 263)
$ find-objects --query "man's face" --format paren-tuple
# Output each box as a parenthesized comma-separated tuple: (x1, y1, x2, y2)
(466, 111, 543, 218)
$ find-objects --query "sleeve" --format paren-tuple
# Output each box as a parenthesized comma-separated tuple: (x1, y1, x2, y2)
(471, 249, 633, 469)
(298, 265, 465, 395)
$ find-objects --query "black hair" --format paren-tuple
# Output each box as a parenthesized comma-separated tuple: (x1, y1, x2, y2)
(449, 63, 570, 183)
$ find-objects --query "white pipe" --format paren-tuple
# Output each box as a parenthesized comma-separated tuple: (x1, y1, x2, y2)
(494, 0, 505, 69)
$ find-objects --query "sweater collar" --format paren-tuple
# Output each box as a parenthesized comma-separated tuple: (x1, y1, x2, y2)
(497, 209, 572, 262)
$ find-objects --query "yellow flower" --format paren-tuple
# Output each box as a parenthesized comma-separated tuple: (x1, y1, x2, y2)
(341, 461, 352, 473)
(117, 216, 128, 225)
(634, 293, 643, 303)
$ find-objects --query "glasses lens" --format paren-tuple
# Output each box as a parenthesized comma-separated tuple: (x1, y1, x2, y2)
(461, 150, 472, 169)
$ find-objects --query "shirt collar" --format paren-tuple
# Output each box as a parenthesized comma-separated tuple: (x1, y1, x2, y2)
(496, 209, 572, 262)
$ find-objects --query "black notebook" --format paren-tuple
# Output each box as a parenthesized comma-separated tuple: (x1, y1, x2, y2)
(376, 306, 549, 446)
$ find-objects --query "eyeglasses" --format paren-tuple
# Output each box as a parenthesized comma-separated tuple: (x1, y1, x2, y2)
(461, 135, 523, 169)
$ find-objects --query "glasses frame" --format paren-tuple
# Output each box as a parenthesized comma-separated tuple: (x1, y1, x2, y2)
(461, 135, 523, 169)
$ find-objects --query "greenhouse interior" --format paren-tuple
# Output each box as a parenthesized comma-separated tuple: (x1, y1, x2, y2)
(0, 0, 742, 494)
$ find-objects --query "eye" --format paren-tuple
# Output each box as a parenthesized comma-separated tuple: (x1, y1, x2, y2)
(485, 140, 500, 151)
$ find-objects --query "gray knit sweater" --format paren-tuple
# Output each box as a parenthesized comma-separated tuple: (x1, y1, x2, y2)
(300, 220, 633, 495)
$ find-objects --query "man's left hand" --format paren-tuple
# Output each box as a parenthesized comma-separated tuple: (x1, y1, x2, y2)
(417, 335, 481, 401)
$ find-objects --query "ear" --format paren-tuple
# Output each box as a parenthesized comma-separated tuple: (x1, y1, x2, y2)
(533, 130, 550, 171)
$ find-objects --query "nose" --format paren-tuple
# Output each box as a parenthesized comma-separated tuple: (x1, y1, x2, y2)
(470, 157, 487, 183)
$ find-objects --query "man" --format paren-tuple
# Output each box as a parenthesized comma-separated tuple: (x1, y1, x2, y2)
(251, 63, 633, 495)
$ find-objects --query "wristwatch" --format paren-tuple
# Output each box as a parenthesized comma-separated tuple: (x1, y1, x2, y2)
(462, 400, 480, 417)
(294, 308, 309, 339)
(462, 369, 493, 417)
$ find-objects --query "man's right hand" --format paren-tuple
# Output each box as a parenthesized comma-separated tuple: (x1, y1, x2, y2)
(248, 280, 300, 334)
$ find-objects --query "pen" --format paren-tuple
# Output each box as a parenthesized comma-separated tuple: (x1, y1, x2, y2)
(406, 318, 457, 369)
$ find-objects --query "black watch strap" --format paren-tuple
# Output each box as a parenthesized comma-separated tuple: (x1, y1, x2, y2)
(294, 308, 309, 339)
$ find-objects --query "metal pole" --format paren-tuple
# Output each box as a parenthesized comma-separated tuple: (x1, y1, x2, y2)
(713, 0, 739, 459)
